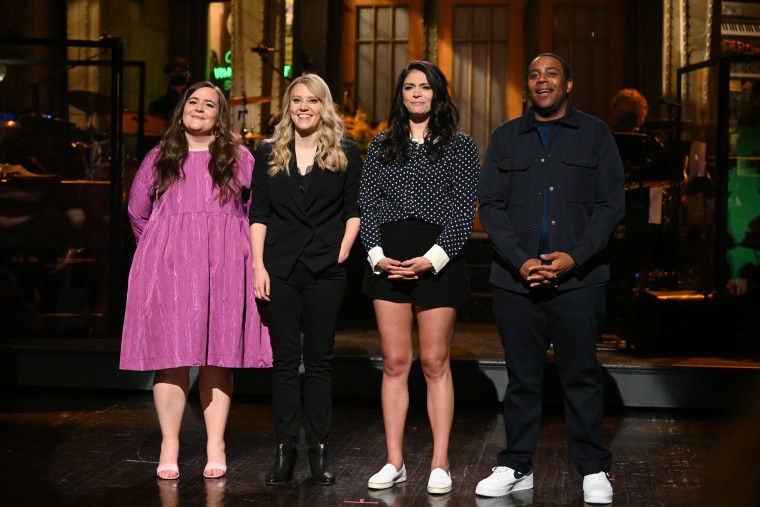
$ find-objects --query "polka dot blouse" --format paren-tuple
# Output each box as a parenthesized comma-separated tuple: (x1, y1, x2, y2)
(359, 131, 480, 261)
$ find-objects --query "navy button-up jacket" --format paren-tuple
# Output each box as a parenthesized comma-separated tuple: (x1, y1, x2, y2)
(477, 104, 625, 293)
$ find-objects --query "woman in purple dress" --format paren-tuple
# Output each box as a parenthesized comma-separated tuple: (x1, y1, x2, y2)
(120, 81, 272, 480)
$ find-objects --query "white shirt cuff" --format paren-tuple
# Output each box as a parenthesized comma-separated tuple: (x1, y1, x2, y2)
(423, 244, 450, 274)
(367, 246, 386, 275)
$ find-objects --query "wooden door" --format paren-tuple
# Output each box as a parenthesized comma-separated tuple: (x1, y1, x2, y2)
(539, 0, 624, 123)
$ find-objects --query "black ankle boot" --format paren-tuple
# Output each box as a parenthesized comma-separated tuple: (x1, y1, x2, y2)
(308, 443, 335, 485)
(265, 443, 298, 485)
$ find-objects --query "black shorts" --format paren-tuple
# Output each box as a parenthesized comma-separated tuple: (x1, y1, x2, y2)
(361, 218, 471, 307)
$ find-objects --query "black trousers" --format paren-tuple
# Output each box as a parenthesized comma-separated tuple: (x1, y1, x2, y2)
(492, 284, 612, 476)
(267, 261, 346, 445)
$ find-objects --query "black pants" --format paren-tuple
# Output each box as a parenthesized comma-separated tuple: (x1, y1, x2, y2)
(267, 261, 346, 445)
(492, 285, 612, 476)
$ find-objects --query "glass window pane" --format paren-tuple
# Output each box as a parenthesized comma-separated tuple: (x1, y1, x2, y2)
(471, 42, 490, 145)
(394, 6, 409, 39)
(357, 43, 373, 115)
(375, 43, 391, 121)
(678, 65, 718, 291)
(376, 7, 391, 39)
(449, 4, 514, 158)
(453, 42, 471, 132)
(490, 43, 509, 127)
(358, 7, 373, 39)
(728, 66, 759, 284)
(0, 40, 118, 337)
(393, 41, 409, 81)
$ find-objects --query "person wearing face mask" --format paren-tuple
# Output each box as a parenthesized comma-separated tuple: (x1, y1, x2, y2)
(120, 81, 272, 481)
(133, 58, 192, 163)
(249, 74, 362, 486)
(476, 53, 624, 504)
(150, 57, 192, 123)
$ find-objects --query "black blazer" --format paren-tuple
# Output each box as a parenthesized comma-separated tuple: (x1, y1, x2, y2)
(249, 139, 362, 279)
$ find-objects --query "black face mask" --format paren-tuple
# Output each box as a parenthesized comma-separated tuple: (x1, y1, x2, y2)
(169, 74, 188, 87)
(616, 112, 638, 132)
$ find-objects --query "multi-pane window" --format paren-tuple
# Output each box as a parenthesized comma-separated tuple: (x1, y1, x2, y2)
(356, 4, 411, 122)
(439, 1, 525, 158)
(451, 4, 511, 156)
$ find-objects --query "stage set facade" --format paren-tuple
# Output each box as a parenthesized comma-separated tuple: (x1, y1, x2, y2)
(1, 0, 759, 398)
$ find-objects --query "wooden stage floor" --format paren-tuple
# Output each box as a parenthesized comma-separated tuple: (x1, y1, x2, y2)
(2, 385, 759, 506)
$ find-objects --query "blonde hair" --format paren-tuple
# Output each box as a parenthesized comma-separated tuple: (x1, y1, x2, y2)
(266, 74, 347, 176)
(610, 88, 649, 128)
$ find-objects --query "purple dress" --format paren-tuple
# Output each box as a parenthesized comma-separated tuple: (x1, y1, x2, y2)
(120, 146, 272, 371)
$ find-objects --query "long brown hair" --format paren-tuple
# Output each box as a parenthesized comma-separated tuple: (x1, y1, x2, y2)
(153, 81, 240, 204)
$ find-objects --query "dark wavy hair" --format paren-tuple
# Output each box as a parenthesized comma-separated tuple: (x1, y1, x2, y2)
(377, 60, 459, 165)
(153, 81, 240, 204)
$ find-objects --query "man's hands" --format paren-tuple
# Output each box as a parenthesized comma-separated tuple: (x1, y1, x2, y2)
(520, 252, 577, 289)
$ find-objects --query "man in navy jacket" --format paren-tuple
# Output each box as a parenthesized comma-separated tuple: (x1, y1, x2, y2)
(475, 53, 624, 505)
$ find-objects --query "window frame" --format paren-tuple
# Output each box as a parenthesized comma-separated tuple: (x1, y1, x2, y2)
(340, 0, 424, 120)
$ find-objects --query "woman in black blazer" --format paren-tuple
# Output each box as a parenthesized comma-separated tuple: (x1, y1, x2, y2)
(249, 73, 361, 486)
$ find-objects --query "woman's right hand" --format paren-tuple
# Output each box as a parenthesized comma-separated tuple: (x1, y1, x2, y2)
(252, 263, 271, 301)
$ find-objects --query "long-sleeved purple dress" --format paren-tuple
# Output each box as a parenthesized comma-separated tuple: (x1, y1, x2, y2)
(120, 146, 272, 371)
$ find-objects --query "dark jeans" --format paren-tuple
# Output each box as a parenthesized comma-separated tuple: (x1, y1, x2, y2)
(492, 285, 612, 476)
(267, 261, 346, 445)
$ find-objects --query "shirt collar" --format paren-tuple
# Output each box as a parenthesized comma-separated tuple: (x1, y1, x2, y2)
(517, 103, 580, 134)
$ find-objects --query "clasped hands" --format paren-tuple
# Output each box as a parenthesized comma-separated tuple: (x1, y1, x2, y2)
(377, 256, 433, 280)
(521, 252, 576, 289)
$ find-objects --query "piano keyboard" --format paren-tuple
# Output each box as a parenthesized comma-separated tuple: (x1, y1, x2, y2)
(721, 21, 760, 37)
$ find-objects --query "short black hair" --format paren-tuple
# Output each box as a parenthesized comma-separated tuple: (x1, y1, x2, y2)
(528, 53, 572, 80)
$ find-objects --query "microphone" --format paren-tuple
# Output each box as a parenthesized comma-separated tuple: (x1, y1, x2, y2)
(251, 42, 277, 55)
(660, 97, 681, 109)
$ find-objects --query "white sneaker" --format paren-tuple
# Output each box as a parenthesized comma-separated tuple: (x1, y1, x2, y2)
(367, 463, 407, 490)
(475, 466, 533, 497)
(583, 472, 613, 504)
(427, 467, 452, 494)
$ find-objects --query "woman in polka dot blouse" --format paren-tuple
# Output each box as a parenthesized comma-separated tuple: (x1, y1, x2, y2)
(359, 60, 480, 495)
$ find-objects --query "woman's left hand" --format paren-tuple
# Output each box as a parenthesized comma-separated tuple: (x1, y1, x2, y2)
(387, 256, 433, 280)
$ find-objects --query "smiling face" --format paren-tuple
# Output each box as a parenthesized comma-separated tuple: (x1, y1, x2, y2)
(288, 83, 322, 135)
(402, 69, 434, 120)
(181, 86, 219, 141)
(527, 55, 573, 121)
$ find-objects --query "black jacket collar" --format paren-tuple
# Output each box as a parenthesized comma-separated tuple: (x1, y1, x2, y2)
(516, 103, 581, 134)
